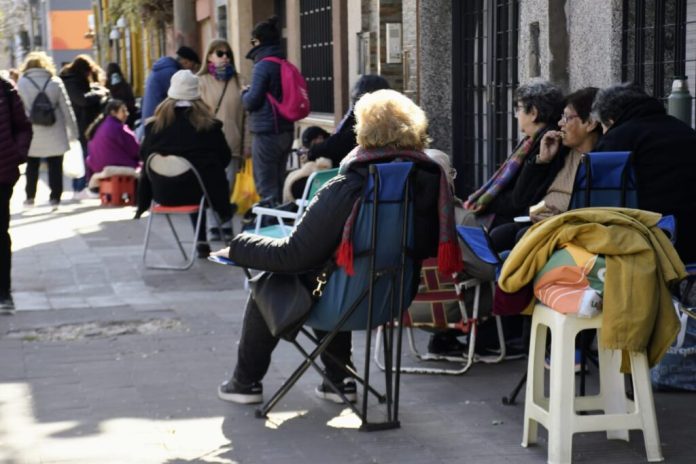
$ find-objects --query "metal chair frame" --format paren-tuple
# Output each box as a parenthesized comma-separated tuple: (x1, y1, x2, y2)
(142, 154, 223, 271)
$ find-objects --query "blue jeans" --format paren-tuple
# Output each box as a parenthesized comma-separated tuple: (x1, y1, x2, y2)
(251, 131, 293, 205)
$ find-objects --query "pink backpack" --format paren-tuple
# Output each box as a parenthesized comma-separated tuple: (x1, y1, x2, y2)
(261, 57, 311, 122)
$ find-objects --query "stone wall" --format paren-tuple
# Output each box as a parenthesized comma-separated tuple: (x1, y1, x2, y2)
(419, 0, 452, 154)
(519, 0, 623, 91)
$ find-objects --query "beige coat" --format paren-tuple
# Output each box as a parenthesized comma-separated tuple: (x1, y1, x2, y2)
(17, 68, 78, 157)
(198, 74, 249, 157)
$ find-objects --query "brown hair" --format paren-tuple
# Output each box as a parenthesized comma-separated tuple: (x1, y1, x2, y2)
(151, 98, 217, 134)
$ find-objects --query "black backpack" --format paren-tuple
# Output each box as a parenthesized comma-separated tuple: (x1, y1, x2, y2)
(25, 76, 56, 126)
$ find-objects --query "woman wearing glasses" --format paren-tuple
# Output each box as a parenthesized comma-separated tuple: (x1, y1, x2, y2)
(488, 87, 603, 251)
(198, 38, 249, 239)
(459, 79, 564, 230)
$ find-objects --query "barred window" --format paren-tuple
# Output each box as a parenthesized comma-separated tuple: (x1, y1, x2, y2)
(452, 0, 519, 197)
(300, 0, 334, 114)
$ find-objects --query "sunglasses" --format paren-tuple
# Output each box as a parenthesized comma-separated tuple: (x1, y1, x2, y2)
(215, 50, 232, 58)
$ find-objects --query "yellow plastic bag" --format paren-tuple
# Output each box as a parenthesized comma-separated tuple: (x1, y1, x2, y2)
(230, 158, 260, 215)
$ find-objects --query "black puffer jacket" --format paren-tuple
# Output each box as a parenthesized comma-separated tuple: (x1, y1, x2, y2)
(242, 43, 293, 134)
(594, 98, 696, 262)
(227, 161, 442, 286)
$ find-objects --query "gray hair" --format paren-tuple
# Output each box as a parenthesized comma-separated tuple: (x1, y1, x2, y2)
(515, 79, 564, 125)
(591, 83, 650, 127)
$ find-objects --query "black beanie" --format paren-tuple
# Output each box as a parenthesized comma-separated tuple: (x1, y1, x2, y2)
(252, 16, 281, 45)
(176, 46, 200, 64)
(301, 126, 330, 148)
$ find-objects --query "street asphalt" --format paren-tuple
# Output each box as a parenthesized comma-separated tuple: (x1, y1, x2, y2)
(1, 173, 694, 463)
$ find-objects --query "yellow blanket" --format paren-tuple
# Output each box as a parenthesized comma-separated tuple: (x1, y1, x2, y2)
(498, 207, 686, 369)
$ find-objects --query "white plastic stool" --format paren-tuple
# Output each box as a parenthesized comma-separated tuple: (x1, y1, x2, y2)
(522, 303, 663, 464)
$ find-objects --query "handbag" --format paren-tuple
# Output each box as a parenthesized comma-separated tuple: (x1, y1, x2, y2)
(249, 263, 335, 341)
(230, 158, 260, 214)
(63, 140, 85, 179)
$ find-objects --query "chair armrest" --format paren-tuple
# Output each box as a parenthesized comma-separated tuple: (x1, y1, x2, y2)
(251, 206, 298, 221)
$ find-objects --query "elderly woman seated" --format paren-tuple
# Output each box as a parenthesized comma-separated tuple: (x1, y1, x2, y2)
(212, 89, 460, 404)
(488, 87, 602, 251)
(459, 79, 564, 229)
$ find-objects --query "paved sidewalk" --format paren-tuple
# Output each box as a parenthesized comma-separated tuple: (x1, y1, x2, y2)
(1, 177, 694, 463)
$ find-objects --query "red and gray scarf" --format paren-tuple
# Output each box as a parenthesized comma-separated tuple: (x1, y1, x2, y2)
(464, 127, 546, 212)
(336, 147, 463, 276)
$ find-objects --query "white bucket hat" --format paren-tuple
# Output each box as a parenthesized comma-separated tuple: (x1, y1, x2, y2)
(167, 70, 200, 101)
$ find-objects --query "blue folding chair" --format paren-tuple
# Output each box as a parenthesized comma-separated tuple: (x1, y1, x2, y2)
(256, 162, 418, 431)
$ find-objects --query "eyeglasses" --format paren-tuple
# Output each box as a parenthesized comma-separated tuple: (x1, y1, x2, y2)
(560, 113, 581, 124)
(215, 50, 232, 58)
(513, 104, 526, 115)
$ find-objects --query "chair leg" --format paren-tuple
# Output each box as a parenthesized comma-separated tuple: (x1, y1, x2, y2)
(142, 208, 156, 266)
(522, 319, 546, 447)
(629, 352, 663, 462)
(546, 321, 576, 464)
(165, 214, 189, 260)
(597, 341, 630, 441)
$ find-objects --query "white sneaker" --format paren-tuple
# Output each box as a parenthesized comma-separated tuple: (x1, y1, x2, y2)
(74, 189, 99, 200)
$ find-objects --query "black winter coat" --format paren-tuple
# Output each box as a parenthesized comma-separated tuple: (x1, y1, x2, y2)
(306, 110, 357, 167)
(136, 108, 232, 220)
(0, 77, 32, 185)
(227, 161, 442, 288)
(242, 44, 293, 134)
(484, 126, 567, 226)
(60, 72, 105, 142)
(594, 98, 696, 262)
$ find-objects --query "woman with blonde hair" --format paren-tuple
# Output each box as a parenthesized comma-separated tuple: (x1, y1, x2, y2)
(17, 51, 79, 208)
(213, 88, 461, 404)
(198, 38, 248, 239)
(136, 70, 233, 258)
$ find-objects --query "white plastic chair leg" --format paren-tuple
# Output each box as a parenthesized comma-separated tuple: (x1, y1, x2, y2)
(630, 352, 664, 462)
(546, 319, 576, 464)
(522, 319, 546, 447)
(597, 344, 630, 441)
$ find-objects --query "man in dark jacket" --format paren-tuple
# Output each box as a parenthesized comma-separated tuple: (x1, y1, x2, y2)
(242, 16, 294, 205)
(140, 46, 201, 126)
(0, 76, 33, 312)
(593, 83, 696, 263)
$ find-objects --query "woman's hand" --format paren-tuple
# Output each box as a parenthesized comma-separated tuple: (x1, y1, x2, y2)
(538, 130, 562, 164)
(211, 247, 230, 258)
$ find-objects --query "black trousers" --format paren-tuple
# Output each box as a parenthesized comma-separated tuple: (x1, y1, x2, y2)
(233, 293, 353, 385)
(25, 156, 63, 202)
(0, 184, 12, 296)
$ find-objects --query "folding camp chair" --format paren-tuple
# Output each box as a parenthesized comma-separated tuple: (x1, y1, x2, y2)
(252, 168, 339, 238)
(373, 226, 509, 375)
(142, 154, 224, 270)
(255, 162, 418, 431)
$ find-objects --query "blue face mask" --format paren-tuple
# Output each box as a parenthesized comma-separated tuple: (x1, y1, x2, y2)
(110, 73, 122, 86)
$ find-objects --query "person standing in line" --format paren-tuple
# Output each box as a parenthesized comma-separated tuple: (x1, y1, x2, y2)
(16, 52, 79, 209)
(60, 55, 109, 195)
(105, 62, 138, 128)
(198, 38, 248, 240)
(242, 16, 294, 206)
(0, 75, 33, 313)
(140, 46, 201, 128)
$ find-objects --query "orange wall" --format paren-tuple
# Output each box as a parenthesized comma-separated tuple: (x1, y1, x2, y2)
(50, 10, 92, 50)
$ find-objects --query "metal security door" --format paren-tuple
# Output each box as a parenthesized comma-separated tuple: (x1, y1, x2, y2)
(452, 0, 519, 197)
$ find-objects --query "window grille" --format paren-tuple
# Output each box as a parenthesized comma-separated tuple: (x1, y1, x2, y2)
(622, 0, 688, 99)
(300, 0, 334, 114)
(452, 0, 519, 197)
